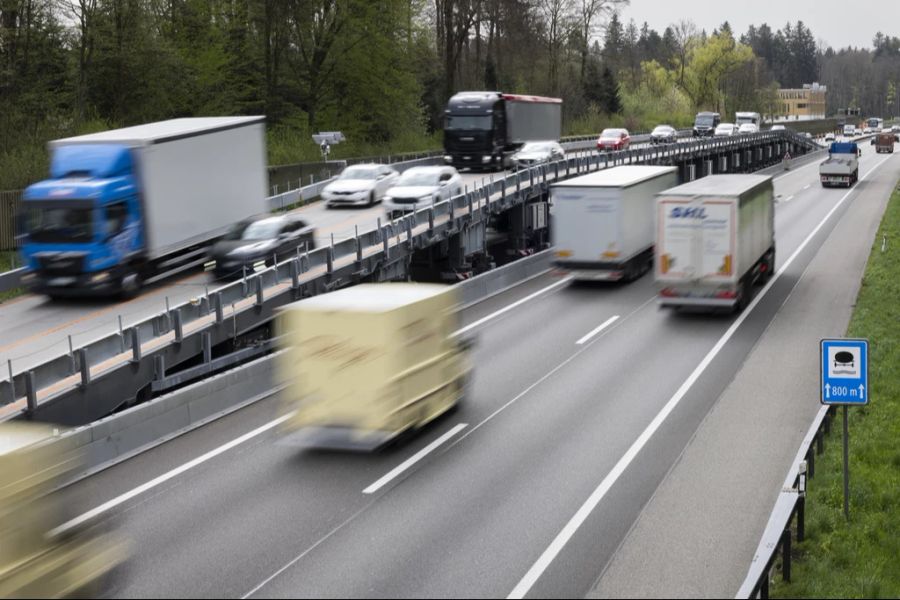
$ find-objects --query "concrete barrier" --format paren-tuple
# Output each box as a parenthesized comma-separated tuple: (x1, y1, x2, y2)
(459, 250, 554, 308)
(52, 352, 283, 488)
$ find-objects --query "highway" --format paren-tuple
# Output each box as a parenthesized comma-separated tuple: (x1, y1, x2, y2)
(0, 142, 656, 381)
(43, 143, 898, 597)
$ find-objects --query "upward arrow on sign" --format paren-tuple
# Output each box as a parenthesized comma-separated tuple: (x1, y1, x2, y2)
(825, 383, 831, 398)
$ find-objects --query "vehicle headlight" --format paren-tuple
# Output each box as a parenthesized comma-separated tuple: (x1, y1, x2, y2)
(383, 195, 393, 203)
(443, 155, 452, 162)
(482, 155, 491, 163)
(90, 271, 110, 283)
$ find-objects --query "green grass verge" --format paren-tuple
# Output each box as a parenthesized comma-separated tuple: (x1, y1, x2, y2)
(772, 184, 900, 598)
(0, 250, 24, 304)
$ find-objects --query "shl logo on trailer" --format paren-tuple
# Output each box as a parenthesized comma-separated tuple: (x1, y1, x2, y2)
(820, 338, 869, 404)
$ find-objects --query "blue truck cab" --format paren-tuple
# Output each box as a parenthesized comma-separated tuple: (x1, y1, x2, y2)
(21, 144, 145, 297)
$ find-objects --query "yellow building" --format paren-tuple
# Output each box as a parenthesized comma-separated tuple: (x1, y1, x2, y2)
(774, 83, 827, 121)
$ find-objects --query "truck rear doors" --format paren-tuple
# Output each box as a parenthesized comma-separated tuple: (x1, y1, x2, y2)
(656, 197, 736, 286)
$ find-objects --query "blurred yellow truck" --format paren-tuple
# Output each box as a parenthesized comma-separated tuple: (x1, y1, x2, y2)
(278, 283, 473, 450)
(0, 423, 125, 598)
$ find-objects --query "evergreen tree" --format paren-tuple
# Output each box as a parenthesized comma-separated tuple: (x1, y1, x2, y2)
(600, 66, 622, 114)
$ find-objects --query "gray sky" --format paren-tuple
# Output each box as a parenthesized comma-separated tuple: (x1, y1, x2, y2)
(618, 0, 898, 50)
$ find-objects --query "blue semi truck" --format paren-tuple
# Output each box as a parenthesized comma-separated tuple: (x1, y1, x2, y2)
(20, 117, 268, 298)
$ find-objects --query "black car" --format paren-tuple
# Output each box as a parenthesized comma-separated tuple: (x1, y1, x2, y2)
(693, 111, 720, 137)
(209, 214, 316, 280)
(650, 125, 677, 144)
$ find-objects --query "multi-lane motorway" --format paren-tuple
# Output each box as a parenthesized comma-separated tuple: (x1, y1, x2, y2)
(35, 143, 898, 597)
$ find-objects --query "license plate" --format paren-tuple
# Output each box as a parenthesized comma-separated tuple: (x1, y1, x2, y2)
(48, 277, 75, 286)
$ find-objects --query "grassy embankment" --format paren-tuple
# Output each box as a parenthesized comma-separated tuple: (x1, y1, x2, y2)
(773, 184, 900, 598)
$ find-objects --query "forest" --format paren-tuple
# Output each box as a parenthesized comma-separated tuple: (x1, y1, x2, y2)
(1, 0, 899, 189)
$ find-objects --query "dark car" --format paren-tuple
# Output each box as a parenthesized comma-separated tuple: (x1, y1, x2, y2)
(650, 125, 677, 144)
(209, 214, 316, 280)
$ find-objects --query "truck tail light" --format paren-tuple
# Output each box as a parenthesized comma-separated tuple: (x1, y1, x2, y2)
(720, 254, 732, 275)
(556, 250, 573, 258)
(660, 254, 670, 274)
(602, 250, 620, 258)
(660, 287, 677, 297)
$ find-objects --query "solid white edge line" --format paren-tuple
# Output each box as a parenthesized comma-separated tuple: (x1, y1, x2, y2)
(576, 315, 620, 345)
(506, 153, 894, 600)
(48, 412, 294, 538)
(454, 276, 572, 336)
(362, 423, 468, 495)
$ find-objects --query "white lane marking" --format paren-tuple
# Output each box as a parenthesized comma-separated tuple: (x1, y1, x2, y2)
(804, 184, 811, 190)
(784, 195, 794, 203)
(450, 296, 656, 450)
(454, 276, 572, 336)
(576, 315, 620, 345)
(362, 423, 468, 495)
(506, 154, 894, 599)
(48, 413, 294, 538)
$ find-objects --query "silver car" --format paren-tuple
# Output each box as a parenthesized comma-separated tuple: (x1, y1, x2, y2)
(714, 123, 738, 136)
(322, 164, 399, 208)
(383, 166, 463, 218)
(512, 141, 565, 168)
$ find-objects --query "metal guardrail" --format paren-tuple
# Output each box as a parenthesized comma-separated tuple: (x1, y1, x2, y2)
(0, 130, 819, 425)
(736, 405, 835, 599)
(0, 267, 25, 295)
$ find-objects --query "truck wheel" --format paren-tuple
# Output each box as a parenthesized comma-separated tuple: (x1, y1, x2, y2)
(736, 278, 752, 312)
(368, 191, 376, 207)
(119, 271, 142, 300)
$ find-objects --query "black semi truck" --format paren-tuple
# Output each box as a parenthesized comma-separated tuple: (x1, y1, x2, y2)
(443, 92, 562, 171)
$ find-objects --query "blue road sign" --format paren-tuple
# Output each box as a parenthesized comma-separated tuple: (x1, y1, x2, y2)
(820, 339, 869, 405)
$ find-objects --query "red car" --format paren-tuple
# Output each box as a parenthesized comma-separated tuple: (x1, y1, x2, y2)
(596, 128, 631, 151)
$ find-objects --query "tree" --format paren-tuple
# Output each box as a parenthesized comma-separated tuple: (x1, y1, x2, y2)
(573, 0, 627, 82)
(600, 65, 621, 113)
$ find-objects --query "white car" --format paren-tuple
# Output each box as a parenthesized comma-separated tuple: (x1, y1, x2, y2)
(738, 123, 759, 134)
(824, 132, 836, 142)
(512, 141, 565, 168)
(383, 166, 463, 218)
(770, 125, 786, 131)
(862, 127, 872, 134)
(322, 164, 399, 208)
(714, 123, 738, 136)
(856, 128, 864, 135)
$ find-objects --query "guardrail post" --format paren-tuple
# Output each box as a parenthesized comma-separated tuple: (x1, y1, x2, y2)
(6, 360, 15, 402)
(382, 224, 390, 258)
(172, 310, 183, 343)
(202, 331, 212, 364)
(67, 335, 76, 374)
(24, 371, 37, 413)
(797, 495, 806, 542)
(154, 355, 166, 381)
(406, 217, 413, 250)
(428, 206, 434, 232)
(326, 245, 334, 274)
(255, 275, 264, 307)
(781, 528, 792, 582)
(355, 225, 363, 262)
(77, 348, 90, 386)
(468, 193, 473, 215)
(290, 258, 300, 290)
(130, 328, 142, 362)
(214, 293, 224, 324)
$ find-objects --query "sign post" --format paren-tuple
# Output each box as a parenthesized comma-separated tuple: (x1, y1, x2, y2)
(820, 338, 869, 520)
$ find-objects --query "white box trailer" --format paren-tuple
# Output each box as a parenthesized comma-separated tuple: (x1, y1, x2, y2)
(655, 174, 775, 311)
(552, 166, 679, 281)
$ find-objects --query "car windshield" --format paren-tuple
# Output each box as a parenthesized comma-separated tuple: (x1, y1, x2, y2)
(653, 126, 673, 134)
(445, 115, 492, 131)
(520, 143, 553, 153)
(600, 129, 623, 138)
(224, 219, 283, 241)
(397, 171, 440, 186)
(339, 166, 379, 180)
(27, 201, 94, 243)
(695, 115, 716, 127)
